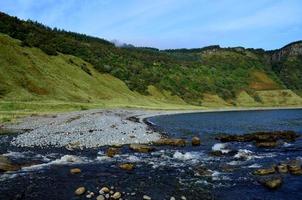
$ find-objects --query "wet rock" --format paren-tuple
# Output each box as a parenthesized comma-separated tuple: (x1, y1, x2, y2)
(154, 138, 186, 147)
(112, 192, 121, 199)
(0, 155, 20, 172)
(170, 197, 176, 200)
(195, 166, 213, 176)
(253, 167, 276, 175)
(192, 136, 201, 146)
(106, 147, 120, 157)
(217, 131, 299, 146)
(74, 187, 86, 195)
(261, 177, 282, 189)
(119, 163, 135, 171)
(129, 144, 154, 153)
(210, 150, 223, 157)
(70, 168, 81, 174)
(255, 141, 278, 148)
(288, 161, 302, 175)
(276, 164, 288, 173)
(96, 195, 105, 200)
(181, 196, 187, 200)
(100, 187, 110, 193)
(143, 195, 152, 200)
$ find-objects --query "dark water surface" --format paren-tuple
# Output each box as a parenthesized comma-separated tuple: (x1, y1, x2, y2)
(1, 109, 302, 200)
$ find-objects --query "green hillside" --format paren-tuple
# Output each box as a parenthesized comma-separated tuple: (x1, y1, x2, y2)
(0, 12, 302, 122)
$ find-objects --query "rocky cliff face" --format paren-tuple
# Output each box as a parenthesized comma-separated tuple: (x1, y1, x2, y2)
(270, 41, 302, 62)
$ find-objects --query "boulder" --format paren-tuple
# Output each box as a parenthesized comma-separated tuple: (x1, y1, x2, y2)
(119, 163, 135, 171)
(261, 177, 282, 189)
(74, 187, 86, 195)
(154, 138, 186, 147)
(106, 147, 120, 157)
(99, 187, 110, 194)
(192, 137, 201, 146)
(96, 195, 105, 200)
(0, 155, 20, 172)
(254, 167, 276, 175)
(112, 192, 121, 199)
(143, 195, 152, 200)
(129, 144, 154, 153)
(255, 141, 278, 148)
(288, 162, 302, 175)
(276, 164, 288, 173)
(70, 168, 81, 174)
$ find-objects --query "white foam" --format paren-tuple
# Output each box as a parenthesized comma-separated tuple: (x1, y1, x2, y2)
(212, 143, 231, 154)
(247, 163, 261, 168)
(173, 151, 200, 161)
(234, 149, 253, 160)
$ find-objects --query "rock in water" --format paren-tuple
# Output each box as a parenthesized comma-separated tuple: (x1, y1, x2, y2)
(99, 187, 110, 194)
(276, 164, 288, 173)
(255, 141, 278, 148)
(74, 187, 86, 195)
(143, 195, 152, 200)
(253, 167, 276, 175)
(112, 192, 121, 199)
(0, 155, 20, 172)
(70, 168, 81, 174)
(154, 138, 186, 147)
(192, 136, 201, 146)
(288, 162, 302, 175)
(119, 163, 135, 171)
(262, 177, 282, 189)
(106, 147, 120, 157)
(96, 195, 105, 200)
(129, 144, 154, 153)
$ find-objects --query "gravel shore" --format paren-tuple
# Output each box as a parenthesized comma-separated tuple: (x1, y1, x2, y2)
(3, 109, 168, 148)
(2, 107, 301, 148)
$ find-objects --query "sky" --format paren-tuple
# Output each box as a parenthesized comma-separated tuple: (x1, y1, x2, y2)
(0, 0, 301, 50)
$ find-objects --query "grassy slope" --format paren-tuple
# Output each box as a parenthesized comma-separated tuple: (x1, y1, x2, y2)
(0, 34, 302, 122)
(0, 34, 201, 122)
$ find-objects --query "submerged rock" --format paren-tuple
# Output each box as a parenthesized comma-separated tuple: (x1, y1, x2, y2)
(106, 147, 120, 157)
(119, 163, 135, 171)
(129, 144, 154, 153)
(254, 167, 276, 175)
(217, 131, 299, 148)
(0, 155, 20, 172)
(74, 187, 86, 195)
(261, 177, 282, 189)
(96, 195, 105, 200)
(276, 164, 288, 173)
(192, 136, 201, 146)
(154, 138, 186, 147)
(255, 141, 278, 148)
(288, 161, 302, 175)
(70, 168, 81, 174)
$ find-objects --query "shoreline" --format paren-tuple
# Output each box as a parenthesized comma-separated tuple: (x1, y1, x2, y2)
(1, 106, 302, 148)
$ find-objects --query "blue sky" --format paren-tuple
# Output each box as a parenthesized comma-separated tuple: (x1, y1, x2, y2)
(0, 0, 301, 49)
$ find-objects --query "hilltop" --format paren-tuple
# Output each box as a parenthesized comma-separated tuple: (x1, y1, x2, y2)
(0, 12, 302, 121)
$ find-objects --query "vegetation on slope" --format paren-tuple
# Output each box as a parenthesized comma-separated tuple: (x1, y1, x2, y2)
(2, 12, 298, 105)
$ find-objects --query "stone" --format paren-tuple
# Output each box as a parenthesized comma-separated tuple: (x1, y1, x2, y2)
(288, 163, 302, 175)
(106, 147, 120, 157)
(100, 187, 110, 193)
(154, 138, 186, 147)
(70, 168, 81, 174)
(129, 144, 154, 153)
(170, 197, 176, 200)
(253, 167, 276, 175)
(143, 195, 152, 200)
(112, 192, 121, 199)
(119, 163, 135, 171)
(262, 177, 282, 189)
(96, 195, 105, 200)
(181, 196, 187, 200)
(0, 155, 20, 172)
(195, 166, 213, 176)
(255, 141, 278, 148)
(74, 187, 86, 195)
(192, 136, 201, 146)
(276, 164, 288, 173)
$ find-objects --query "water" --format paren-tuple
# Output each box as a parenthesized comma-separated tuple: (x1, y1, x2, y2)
(1, 109, 302, 200)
